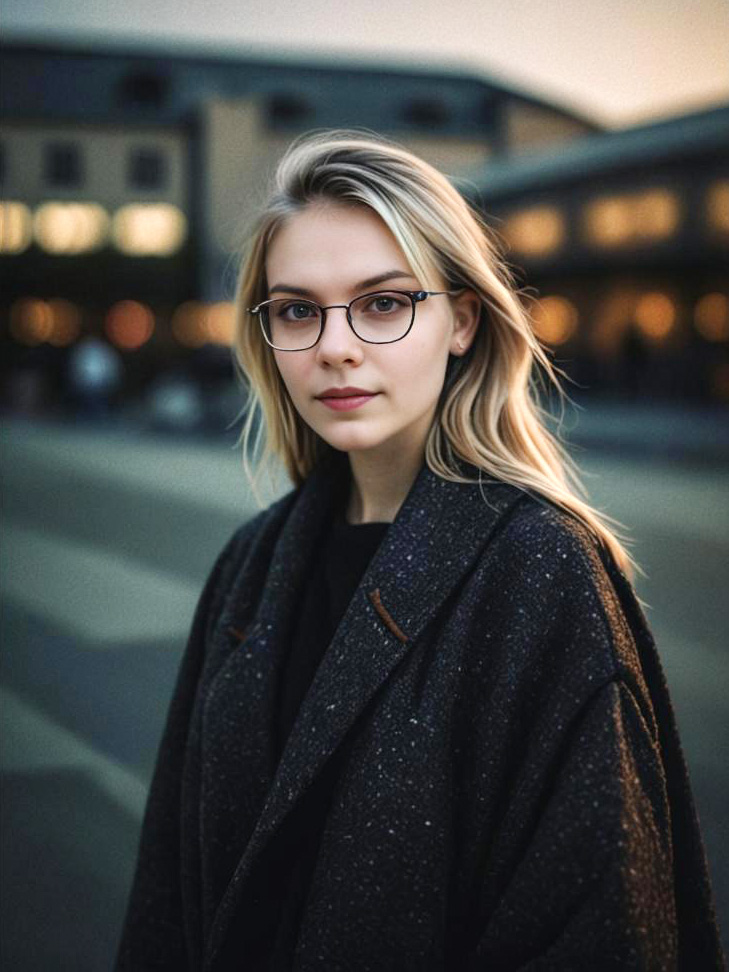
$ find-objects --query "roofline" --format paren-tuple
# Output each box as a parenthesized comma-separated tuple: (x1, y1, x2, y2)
(466, 101, 729, 201)
(0, 31, 604, 132)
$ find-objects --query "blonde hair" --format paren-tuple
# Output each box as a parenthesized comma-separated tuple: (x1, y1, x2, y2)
(231, 129, 641, 582)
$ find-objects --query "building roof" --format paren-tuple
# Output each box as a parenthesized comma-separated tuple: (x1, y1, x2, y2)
(467, 102, 729, 201)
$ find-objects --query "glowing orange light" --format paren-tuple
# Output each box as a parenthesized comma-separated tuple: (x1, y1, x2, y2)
(706, 180, 729, 235)
(105, 300, 155, 350)
(9, 298, 54, 345)
(48, 299, 83, 346)
(502, 206, 565, 257)
(172, 301, 208, 348)
(694, 293, 729, 341)
(584, 190, 680, 248)
(203, 302, 235, 346)
(634, 292, 676, 340)
(531, 296, 578, 345)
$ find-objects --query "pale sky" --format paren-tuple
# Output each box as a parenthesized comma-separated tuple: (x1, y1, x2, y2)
(4, 0, 729, 128)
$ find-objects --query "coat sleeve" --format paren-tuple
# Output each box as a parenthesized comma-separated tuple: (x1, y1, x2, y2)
(114, 517, 260, 972)
(468, 677, 680, 971)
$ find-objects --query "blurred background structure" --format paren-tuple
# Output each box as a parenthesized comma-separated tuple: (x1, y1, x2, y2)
(1, 15, 728, 971)
(2, 38, 727, 427)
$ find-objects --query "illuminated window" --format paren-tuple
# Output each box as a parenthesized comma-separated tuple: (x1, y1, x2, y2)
(706, 180, 729, 236)
(694, 293, 729, 342)
(45, 143, 83, 188)
(112, 203, 187, 256)
(583, 189, 680, 247)
(128, 148, 166, 190)
(634, 292, 676, 341)
(501, 205, 565, 257)
(531, 296, 578, 345)
(34, 202, 109, 254)
(0, 201, 33, 254)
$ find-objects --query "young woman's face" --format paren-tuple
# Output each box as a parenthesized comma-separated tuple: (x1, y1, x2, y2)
(264, 200, 476, 459)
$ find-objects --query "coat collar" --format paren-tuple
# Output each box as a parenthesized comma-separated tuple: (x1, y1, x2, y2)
(206, 450, 525, 967)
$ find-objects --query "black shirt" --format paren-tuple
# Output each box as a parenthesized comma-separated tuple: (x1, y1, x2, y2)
(261, 497, 390, 969)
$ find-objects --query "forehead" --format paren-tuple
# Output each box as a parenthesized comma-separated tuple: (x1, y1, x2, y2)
(265, 202, 412, 292)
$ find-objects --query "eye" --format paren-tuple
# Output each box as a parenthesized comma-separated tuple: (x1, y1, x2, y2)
(280, 301, 317, 321)
(364, 293, 408, 314)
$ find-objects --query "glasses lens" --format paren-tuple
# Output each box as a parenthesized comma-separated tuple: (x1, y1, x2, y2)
(350, 291, 413, 343)
(261, 299, 322, 350)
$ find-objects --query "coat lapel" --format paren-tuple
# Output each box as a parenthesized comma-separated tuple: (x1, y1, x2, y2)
(205, 451, 524, 968)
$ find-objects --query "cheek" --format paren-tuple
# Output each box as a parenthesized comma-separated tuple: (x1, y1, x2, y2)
(273, 355, 308, 402)
(389, 332, 448, 391)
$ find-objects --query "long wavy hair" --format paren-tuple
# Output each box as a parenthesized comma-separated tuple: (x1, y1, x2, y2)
(231, 129, 641, 581)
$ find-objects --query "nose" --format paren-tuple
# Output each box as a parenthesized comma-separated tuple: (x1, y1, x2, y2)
(315, 306, 364, 366)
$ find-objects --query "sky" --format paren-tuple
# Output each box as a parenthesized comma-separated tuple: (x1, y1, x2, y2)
(3, 0, 729, 128)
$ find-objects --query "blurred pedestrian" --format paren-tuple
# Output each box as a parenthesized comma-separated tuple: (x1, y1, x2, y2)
(66, 335, 123, 420)
(117, 132, 725, 971)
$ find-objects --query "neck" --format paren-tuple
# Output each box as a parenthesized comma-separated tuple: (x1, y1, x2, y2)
(345, 436, 426, 525)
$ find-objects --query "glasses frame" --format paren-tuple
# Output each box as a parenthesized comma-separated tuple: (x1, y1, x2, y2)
(248, 288, 465, 351)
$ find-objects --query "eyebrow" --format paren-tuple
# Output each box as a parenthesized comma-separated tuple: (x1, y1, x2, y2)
(268, 269, 417, 297)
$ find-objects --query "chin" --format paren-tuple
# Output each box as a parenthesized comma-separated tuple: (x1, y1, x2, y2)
(317, 423, 388, 454)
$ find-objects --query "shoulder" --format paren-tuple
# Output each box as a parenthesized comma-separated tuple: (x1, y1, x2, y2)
(491, 492, 610, 583)
(469, 491, 638, 683)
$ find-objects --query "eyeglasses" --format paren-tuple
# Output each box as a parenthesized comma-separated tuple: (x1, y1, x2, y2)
(248, 289, 465, 351)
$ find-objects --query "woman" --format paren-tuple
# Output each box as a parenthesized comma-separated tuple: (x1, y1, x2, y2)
(116, 131, 725, 971)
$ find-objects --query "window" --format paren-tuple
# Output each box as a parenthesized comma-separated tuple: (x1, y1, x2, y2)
(268, 93, 311, 124)
(128, 148, 167, 190)
(45, 143, 83, 187)
(119, 71, 170, 108)
(402, 97, 449, 127)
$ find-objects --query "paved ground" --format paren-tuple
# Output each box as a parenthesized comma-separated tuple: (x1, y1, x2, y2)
(1, 413, 727, 969)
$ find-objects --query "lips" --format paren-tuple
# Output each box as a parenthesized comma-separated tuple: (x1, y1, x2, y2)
(316, 386, 376, 399)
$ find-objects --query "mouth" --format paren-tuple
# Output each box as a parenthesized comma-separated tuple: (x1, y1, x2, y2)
(316, 390, 380, 412)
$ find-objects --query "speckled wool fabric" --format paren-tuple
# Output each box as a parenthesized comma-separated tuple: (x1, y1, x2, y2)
(116, 449, 726, 971)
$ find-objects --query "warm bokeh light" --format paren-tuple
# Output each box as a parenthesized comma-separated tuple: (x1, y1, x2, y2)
(531, 295, 578, 345)
(0, 201, 33, 254)
(105, 300, 155, 349)
(501, 205, 565, 257)
(171, 301, 208, 348)
(112, 203, 187, 256)
(47, 299, 83, 346)
(584, 189, 680, 247)
(9, 298, 54, 345)
(203, 301, 235, 345)
(591, 287, 640, 355)
(706, 180, 729, 235)
(694, 293, 729, 342)
(634, 292, 676, 340)
(33, 202, 109, 254)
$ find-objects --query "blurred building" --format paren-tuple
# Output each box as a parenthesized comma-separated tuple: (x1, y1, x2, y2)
(467, 105, 729, 404)
(1, 38, 726, 408)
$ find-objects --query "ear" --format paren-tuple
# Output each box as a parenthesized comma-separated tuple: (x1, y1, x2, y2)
(449, 290, 481, 356)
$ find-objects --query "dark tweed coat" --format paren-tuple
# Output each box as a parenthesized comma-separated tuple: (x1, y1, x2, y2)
(116, 449, 725, 971)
